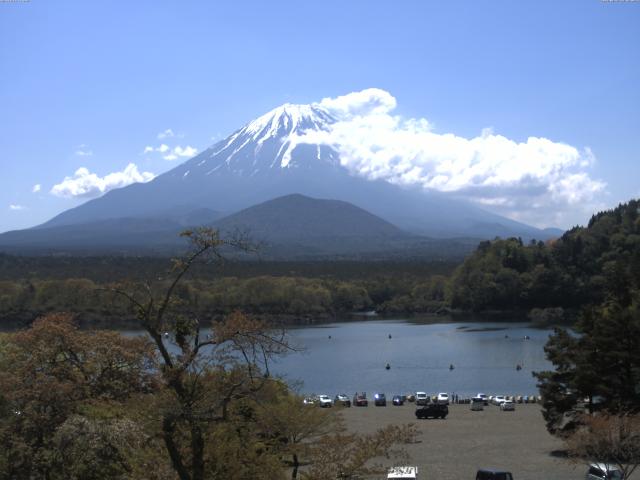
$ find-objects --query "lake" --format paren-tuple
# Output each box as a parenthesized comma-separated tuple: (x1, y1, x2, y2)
(116, 316, 554, 397)
(270, 317, 553, 397)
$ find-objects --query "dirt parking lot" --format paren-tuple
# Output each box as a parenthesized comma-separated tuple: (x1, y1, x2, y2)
(340, 402, 636, 480)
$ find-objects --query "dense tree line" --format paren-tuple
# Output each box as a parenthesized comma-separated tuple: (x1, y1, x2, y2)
(448, 200, 640, 320)
(0, 274, 455, 327)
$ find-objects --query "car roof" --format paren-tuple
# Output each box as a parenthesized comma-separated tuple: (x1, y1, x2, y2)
(591, 463, 621, 472)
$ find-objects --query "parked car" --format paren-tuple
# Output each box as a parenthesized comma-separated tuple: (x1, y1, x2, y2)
(353, 392, 368, 407)
(392, 395, 404, 406)
(334, 393, 351, 407)
(470, 397, 485, 411)
(500, 400, 515, 411)
(415, 392, 429, 406)
(586, 463, 623, 480)
(387, 466, 418, 479)
(303, 396, 316, 406)
(374, 393, 387, 406)
(492, 395, 507, 406)
(437, 392, 450, 405)
(476, 393, 488, 405)
(317, 394, 333, 408)
(415, 403, 448, 419)
(476, 469, 514, 480)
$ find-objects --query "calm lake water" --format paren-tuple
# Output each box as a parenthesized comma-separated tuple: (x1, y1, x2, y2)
(270, 318, 553, 397)
(116, 316, 553, 397)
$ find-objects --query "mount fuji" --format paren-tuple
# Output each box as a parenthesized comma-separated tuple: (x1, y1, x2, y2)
(0, 102, 560, 256)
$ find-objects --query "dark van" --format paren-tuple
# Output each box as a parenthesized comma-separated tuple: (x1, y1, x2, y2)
(476, 469, 513, 480)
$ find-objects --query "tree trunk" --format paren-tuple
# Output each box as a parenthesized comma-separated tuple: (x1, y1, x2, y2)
(163, 415, 191, 480)
(291, 453, 299, 480)
(191, 423, 205, 480)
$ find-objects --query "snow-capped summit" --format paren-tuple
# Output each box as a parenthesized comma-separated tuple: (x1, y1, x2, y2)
(178, 103, 337, 178)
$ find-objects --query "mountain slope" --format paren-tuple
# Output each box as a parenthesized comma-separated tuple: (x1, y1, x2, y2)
(17, 101, 559, 249)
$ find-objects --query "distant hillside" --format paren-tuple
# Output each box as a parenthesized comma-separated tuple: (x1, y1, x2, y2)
(0, 194, 478, 259)
(214, 193, 403, 240)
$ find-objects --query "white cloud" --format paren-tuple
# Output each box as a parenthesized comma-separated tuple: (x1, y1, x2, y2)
(173, 145, 198, 157)
(143, 146, 154, 154)
(32, 184, 41, 193)
(50, 163, 155, 199)
(157, 128, 175, 139)
(161, 145, 198, 161)
(74, 144, 93, 156)
(156, 144, 170, 153)
(293, 88, 606, 228)
(317, 88, 397, 119)
(9, 204, 25, 211)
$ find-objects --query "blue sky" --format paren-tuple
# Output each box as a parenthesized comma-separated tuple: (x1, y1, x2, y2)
(1, 0, 638, 233)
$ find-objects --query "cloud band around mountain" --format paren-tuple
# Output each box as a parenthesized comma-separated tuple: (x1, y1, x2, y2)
(51, 163, 155, 199)
(295, 88, 606, 227)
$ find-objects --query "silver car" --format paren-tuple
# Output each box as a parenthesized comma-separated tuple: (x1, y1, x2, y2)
(586, 463, 622, 480)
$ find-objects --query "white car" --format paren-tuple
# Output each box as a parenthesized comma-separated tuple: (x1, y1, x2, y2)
(317, 394, 333, 408)
(500, 400, 515, 411)
(415, 392, 429, 406)
(436, 392, 449, 405)
(388, 466, 418, 479)
(492, 395, 507, 405)
(586, 463, 623, 480)
(303, 396, 316, 405)
(476, 393, 488, 405)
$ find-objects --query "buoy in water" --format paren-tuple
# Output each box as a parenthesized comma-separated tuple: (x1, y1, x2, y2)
(328, 335, 332, 339)
(449, 364, 455, 370)
(385, 363, 391, 370)
(516, 364, 522, 371)
(388, 334, 392, 339)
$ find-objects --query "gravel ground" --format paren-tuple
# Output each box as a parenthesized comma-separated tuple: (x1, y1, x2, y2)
(339, 403, 636, 480)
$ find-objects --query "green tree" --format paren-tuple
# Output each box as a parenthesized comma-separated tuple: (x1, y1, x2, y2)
(111, 228, 294, 480)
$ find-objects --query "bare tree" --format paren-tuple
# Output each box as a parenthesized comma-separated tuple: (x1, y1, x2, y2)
(566, 413, 640, 479)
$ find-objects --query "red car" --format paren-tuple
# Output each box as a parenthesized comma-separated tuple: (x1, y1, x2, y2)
(352, 392, 368, 406)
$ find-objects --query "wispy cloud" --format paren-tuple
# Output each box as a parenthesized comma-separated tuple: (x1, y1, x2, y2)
(32, 184, 41, 193)
(51, 163, 155, 199)
(157, 128, 175, 139)
(293, 88, 606, 228)
(74, 144, 93, 156)
(143, 144, 198, 161)
(9, 204, 25, 211)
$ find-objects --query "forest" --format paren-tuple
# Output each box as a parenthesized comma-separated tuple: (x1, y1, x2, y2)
(1, 200, 639, 328)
